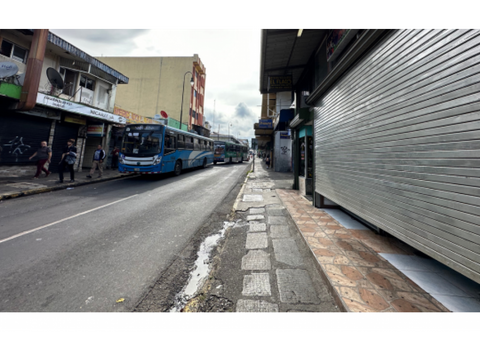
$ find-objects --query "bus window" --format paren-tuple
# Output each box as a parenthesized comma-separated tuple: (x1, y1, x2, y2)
(203, 140, 207, 150)
(194, 139, 200, 151)
(186, 136, 193, 150)
(164, 134, 176, 155)
(178, 135, 185, 149)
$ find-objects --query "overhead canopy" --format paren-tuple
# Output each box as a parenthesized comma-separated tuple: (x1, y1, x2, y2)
(259, 29, 328, 94)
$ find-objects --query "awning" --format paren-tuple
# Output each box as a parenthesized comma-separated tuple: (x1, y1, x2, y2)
(260, 29, 328, 94)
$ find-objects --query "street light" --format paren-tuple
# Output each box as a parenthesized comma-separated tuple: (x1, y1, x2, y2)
(180, 71, 194, 130)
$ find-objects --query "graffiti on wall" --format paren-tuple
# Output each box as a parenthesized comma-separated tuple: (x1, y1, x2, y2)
(280, 146, 290, 155)
(3, 136, 31, 161)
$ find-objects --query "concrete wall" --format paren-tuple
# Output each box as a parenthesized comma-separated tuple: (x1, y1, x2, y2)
(98, 55, 201, 125)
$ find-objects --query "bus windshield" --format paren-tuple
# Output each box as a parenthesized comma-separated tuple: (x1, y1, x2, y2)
(122, 130, 163, 156)
(214, 143, 225, 155)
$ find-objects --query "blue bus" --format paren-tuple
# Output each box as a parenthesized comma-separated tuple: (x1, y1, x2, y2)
(119, 124, 214, 175)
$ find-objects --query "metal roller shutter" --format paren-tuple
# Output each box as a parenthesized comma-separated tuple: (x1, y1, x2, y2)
(314, 29, 480, 283)
(0, 112, 52, 165)
(51, 122, 79, 172)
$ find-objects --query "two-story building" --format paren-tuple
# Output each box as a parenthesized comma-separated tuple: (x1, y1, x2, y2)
(0, 29, 129, 174)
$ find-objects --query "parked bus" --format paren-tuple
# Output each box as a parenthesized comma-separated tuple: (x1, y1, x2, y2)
(119, 124, 214, 175)
(213, 141, 249, 164)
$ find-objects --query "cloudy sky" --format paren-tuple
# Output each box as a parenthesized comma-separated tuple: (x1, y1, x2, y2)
(50, 29, 262, 143)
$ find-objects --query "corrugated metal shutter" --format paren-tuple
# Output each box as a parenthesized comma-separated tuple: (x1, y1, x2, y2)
(314, 29, 480, 283)
(51, 122, 79, 172)
(0, 112, 52, 165)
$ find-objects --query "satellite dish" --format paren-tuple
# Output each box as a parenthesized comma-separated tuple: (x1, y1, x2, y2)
(0, 62, 19, 78)
(46, 67, 64, 89)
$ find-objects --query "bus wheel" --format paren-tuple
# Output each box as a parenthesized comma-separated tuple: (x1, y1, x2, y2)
(202, 158, 207, 168)
(240, 157, 243, 163)
(229, 157, 232, 164)
(213, 160, 217, 165)
(174, 160, 182, 176)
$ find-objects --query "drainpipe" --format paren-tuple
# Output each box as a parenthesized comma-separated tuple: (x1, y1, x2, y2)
(17, 29, 49, 110)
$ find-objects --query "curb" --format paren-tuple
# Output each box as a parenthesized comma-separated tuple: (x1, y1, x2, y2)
(232, 162, 254, 212)
(275, 189, 348, 312)
(0, 173, 136, 201)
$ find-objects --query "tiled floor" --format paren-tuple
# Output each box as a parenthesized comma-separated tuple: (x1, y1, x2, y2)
(276, 189, 452, 312)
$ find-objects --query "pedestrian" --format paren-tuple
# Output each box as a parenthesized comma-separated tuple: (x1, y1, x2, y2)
(111, 146, 119, 169)
(29, 141, 52, 179)
(266, 156, 270, 169)
(86, 144, 106, 179)
(57, 138, 77, 183)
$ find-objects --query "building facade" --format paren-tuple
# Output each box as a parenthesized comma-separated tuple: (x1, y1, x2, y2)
(98, 55, 206, 131)
(259, 29, 480, 284)
(0, 30, 128, 175)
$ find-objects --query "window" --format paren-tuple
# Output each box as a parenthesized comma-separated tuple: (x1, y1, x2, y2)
(61, 68, 77, 96)
(194, 90, 197, 98)
(80, 75, 95, 91)
(186, 136, 194, 150)
(164, 134, 176, 154)
(177, 135, 185, 149)
(0, 40, 28, 63)
(194, 138, 201, 151)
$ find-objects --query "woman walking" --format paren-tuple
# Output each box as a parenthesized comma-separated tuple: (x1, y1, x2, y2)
(29, 141, 52, 178)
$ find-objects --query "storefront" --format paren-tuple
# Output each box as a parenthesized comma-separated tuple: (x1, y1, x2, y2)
(261, 29, 480, 283)
(308, 29, 480, 283)
(36, 93, 126, 171)
(0, 111, 53, 166)
(289, 107, 313, 196)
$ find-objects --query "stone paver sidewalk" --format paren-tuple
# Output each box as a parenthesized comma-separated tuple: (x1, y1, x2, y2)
(276, 189, 450, 312)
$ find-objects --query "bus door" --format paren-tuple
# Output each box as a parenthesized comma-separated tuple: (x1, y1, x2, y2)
(163, 132, 177, 172)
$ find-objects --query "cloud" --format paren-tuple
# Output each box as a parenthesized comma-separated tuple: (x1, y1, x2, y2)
(50, 29, 150, 56)
(205, 102, 258, 141)
(233, 103, 256, 119)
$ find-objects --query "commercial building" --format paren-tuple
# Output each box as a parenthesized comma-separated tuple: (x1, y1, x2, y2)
(259, 29, 480, 284)
(0, 29, 128, 174)
(98, 55, 206, 132)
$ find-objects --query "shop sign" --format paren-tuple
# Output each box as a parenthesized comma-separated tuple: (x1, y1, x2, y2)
(280, 132, 290, 139)
(87, 124, 104, 137)
(326, 29, 350, 61)
(37, 93, 126, 124)
(114, 106, 160, 124)
(268, 76, 292, 91)
(259, 119, 273, 129)
(65, 116, 87, 125)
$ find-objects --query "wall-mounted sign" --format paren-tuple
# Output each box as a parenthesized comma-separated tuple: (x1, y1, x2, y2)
(268, 76, 292, 91)
(280, 132, 290, 139)
(114, 106, 158, 124)
(65, 116, 87, 125)
(37, 93, 126, 124)
(259, 119, 273, 129)
(87, 124, 104, 137)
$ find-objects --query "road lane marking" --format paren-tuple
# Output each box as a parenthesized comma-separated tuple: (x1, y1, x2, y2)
(0, 194, 138, 245)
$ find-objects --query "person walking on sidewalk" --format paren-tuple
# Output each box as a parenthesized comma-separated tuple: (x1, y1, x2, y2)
(87, 144, 106, 179)
(111, 146, 119, 169)
(29, 141, 52, 179)
(266, 156, 270, 169)
(57, 139, 77, 183)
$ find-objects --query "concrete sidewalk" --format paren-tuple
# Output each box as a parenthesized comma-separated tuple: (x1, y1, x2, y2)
(235, 157, 461, 312)
(0, 167, 134, 201)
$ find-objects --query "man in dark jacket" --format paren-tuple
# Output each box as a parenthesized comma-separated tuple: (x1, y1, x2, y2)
(86, 144, 106, 179)
(57, 138, 77, 183)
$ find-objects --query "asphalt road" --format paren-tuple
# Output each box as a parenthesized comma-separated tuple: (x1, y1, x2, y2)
(0, 162, 250, 311)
